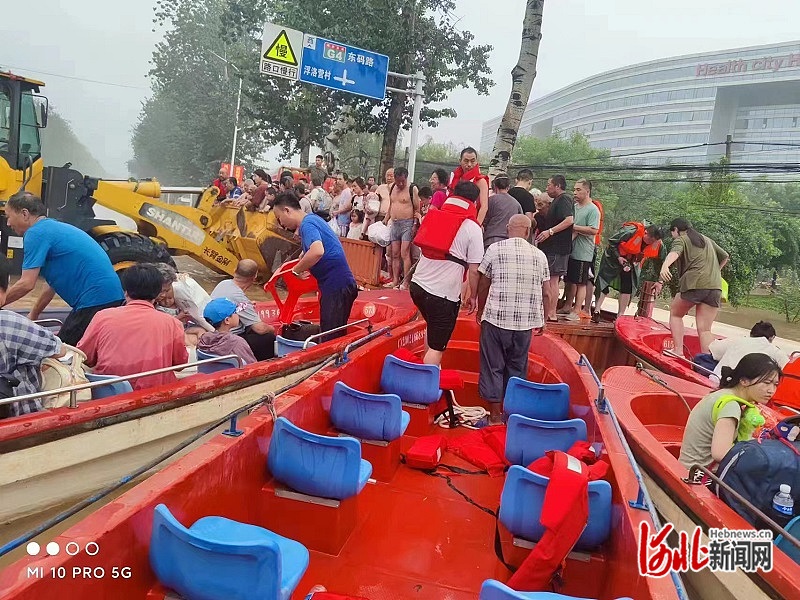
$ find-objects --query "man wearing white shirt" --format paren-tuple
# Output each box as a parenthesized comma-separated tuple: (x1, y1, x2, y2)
(708, 321, 789, 383)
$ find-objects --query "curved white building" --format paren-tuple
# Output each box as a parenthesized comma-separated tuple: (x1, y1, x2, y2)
(480, 41, 800, 165)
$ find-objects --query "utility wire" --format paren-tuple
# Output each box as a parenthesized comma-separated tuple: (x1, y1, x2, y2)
(0, 64, 149, 90)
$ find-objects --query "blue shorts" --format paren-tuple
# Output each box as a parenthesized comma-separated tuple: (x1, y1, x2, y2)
(390, 218, 415, 243)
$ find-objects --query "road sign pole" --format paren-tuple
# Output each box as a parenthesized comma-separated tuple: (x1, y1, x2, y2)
(406, 71, 424, 183)
(230, 76, 242, 176)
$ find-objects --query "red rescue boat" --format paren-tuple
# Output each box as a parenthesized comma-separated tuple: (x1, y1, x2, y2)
(0, 315, 681, 600)
(0, 263, 418, 532)
(615, 316, 715, 389)
(604, 365, 800, 599)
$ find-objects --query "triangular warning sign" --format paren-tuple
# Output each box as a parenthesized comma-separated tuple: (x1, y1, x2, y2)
(263, 30, 298, 66)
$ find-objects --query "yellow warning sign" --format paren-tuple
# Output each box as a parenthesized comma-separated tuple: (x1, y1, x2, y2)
(263, 30, 298, 66)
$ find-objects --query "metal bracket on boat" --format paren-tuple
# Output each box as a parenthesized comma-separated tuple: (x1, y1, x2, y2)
(337, 326, 392, 365)
(0, 354, 245, 410)
(302, 318, 373, 349)
(628, 488, 649, 511)
(576, 354, 607, 413)
(222, 414, 244, 437)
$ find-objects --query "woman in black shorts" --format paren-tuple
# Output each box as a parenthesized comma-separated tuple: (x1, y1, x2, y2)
(660, 218, 729, 357)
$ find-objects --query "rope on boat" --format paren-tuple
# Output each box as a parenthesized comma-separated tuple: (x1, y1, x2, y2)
(0, 354, 340, 559)
(434, 391, 488, 429)
(635, 362, 693, 415)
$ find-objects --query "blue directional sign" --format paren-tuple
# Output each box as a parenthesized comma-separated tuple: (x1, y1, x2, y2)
(299, 35, 389, 101)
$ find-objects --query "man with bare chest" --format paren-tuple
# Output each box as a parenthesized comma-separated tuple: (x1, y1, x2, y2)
(375, 167, 394, 223)
(382, 167, 419, 288)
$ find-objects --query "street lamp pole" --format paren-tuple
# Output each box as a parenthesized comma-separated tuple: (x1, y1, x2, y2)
(230, 76, 242, 177)
(210, 50, 242, 177)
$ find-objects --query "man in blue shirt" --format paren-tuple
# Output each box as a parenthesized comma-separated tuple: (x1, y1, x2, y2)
(272, 191, 357, 340)
(3, 192, 125, 345)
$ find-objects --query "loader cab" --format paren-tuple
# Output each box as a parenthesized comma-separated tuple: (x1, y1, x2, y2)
(0, 72, 47, 197)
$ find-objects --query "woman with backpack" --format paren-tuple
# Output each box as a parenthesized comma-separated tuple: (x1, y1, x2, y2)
(660, 217, 729, 357)
(680, 353, 782, 470)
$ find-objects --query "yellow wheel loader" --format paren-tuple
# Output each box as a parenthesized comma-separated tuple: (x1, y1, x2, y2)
(0, 72, 299, 278)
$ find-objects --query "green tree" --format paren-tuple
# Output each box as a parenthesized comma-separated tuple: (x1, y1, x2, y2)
(130, 0, 266, 184)
(646, 173, 778, 306)
(269, 0, 493, 176)
(42, 109, 109, 178)
(511, 133, 620, 230)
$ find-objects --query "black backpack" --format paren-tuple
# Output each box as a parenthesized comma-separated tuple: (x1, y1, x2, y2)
(715, 438, 800, 527)
(280, 320, 321, 342)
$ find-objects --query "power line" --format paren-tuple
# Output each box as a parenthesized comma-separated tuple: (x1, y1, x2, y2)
(0, 64, 149, 91)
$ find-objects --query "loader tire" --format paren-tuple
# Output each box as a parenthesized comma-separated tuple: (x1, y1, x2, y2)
(93, 231, 176, 272)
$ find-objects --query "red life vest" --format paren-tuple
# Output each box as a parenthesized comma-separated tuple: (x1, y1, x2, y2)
(413, 196, 478, 267)
(592, 199, 604, 246)
(617, 221, 661, 263)
(447, 165, 490, 212)
(506, 443, 608, 592)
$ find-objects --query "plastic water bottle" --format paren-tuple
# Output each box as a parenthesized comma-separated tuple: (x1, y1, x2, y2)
(772, 484, 794, 526)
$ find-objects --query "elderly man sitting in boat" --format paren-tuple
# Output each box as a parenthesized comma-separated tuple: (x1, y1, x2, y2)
(210, 259, 276, 360)
(0, 260, 67, 418)
(78, 264, 189, 390)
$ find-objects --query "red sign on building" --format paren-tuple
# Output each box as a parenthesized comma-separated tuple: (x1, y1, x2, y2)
(221, 163, 245, 184)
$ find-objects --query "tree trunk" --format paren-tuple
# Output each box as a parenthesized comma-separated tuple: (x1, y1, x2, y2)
(488, 0, 545, 176)
(380, 92, 405, 178)
(324, 105, 355, 174)
(299, 125, 311, 168)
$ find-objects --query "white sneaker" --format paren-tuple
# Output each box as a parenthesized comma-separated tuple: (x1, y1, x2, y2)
(564, 312, 580, 322)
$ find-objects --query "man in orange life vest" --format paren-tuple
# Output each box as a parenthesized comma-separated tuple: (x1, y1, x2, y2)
(448, 147, 490, 224)
(410, 181, 484, 366)
(592, 222, 665, 322)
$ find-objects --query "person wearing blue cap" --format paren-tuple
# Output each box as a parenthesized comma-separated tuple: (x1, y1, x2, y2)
(197, 298, 257, 365)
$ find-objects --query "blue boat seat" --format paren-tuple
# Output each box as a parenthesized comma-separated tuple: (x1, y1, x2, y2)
(503, 377, 570, 421)
(480, 579, 632, 600)
(380, 355, 442, 405)
(85, 372, 134, 399)
(150, 503, 309, 600)
(330, 381, 410, 442)
(275, 335, 316, 358)
(498, 465, 612, 550)
(505, 414, 587, 466)
(775, 515, 800, 564)
(196, 349, 241, 374)
(267, 417, 372, 500)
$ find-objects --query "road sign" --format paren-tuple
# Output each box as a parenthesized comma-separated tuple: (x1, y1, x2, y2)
(299, 35, 389, 100)
(260, 23, 304, 81)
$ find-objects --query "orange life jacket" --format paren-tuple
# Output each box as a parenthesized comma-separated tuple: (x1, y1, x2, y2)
(617, 221, 661, 262)
(413, 196, 478, 267)
(447, 165, 490, 211)
(592, 199, 604, 246)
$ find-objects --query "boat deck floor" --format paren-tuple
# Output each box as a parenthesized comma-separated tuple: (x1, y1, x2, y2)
(297, 429, 509, 599)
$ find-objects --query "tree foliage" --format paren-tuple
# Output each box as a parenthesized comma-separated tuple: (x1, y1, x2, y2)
(130, 0, 266, 184)
(131, 0, 492, 182)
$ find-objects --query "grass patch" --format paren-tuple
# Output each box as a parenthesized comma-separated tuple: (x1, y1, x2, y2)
(742, 294, 783, 313)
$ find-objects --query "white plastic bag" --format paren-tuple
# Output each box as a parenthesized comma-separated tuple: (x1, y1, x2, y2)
(367, 221, 391, 247)
(172, 273, 214, 332)
(329, 217, 341, 235)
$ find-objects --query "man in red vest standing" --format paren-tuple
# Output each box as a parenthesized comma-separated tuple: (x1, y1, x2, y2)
(410, 181, 484, 366)
(448, 147, 490, 224)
